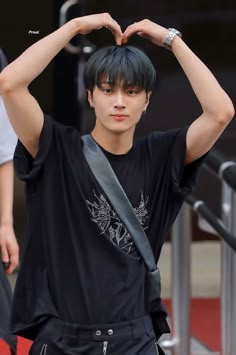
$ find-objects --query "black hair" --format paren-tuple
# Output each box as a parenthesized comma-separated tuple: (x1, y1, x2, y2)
(84, 45, 156, 93)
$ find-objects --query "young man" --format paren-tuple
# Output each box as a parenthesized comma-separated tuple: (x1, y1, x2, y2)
(0, 48, 19, 355)
(0, 13, 234, 355)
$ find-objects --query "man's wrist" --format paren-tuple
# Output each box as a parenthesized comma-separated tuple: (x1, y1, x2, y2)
(64, 18, 81, 37)
(72, 17, 86, 35)
(163, 28, 182, 50)
(0, 219, 14, 227)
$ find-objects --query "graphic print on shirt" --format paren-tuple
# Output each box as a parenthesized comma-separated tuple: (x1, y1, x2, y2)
(86, 190, 149, 254)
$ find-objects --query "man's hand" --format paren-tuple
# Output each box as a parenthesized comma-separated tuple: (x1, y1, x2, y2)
(122, 20, 169, 47)
(75, 13, 123, 45)
(0, 223, 19, 274)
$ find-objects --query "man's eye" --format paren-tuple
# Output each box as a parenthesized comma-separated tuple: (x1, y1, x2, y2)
(102, 87, 112, 93)
(127, 89, 138, 95)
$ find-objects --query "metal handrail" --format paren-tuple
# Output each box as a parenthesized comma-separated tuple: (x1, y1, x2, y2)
(161, 204, 191, 355)
(205, 149, 236, 354)
(59, 0, 81, 54)
(186, 194, 236, 252)
(205, 149, 236, 192)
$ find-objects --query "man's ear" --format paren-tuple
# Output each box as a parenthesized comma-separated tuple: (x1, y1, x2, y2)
(144, 91, 152, 111)
(87, 90, 94, 108)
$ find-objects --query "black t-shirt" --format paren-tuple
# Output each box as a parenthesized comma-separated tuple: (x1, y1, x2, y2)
(12, 115, 205, 340)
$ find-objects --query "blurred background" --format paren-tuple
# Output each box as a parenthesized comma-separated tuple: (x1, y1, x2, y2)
(0, 0, 235, 250)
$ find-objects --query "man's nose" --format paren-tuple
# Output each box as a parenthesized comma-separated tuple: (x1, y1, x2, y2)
(113, 92, 126, 108)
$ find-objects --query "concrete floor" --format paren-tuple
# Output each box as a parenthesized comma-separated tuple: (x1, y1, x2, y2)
(158, 241, 221, 298)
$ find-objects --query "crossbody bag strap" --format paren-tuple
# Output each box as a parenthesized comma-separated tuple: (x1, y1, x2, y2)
(82, 134, 160, 292)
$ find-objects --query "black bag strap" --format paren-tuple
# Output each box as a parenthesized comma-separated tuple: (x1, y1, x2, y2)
(82, 134, 161, 292)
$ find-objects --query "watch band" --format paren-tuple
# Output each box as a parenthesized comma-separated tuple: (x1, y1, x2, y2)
(163, 28, 182, 50)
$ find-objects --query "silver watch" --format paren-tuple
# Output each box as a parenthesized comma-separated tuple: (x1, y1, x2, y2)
(163, 28, 182, 50)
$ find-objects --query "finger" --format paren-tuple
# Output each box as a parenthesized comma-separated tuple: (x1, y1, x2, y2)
(6, 252, 19, 274)
(1, 244, 9, 263)
(7, 256, 18, 274)
(111, 28, 123, 46)
(105, 19, 123, 45)
(106, 27, 123, 46)
(6, 244, 19, 274)
(115, 32, 123, 46)
(122, 22, 140, 43)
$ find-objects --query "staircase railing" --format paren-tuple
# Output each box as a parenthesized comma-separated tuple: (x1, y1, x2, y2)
(160, 149, 236, 355)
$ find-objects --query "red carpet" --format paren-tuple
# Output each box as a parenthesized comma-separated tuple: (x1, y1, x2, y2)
(163, 298, 221, 352)
(0, 339, 11, 355)
(0, 298, 221, 354)
(0, 337, 32, 355)
(16, 337, 32, 355)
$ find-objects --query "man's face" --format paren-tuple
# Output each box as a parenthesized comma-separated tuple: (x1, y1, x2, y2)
(87, 81, 151, 136)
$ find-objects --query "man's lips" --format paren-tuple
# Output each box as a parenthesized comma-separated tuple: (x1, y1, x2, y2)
(111, 114, 128, 121)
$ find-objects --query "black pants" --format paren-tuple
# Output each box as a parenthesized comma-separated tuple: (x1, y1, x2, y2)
(29, 315, 166, 355)
(0, 260, 17, 354)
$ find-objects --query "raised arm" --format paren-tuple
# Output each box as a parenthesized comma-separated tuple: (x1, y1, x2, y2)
(0, 13, 122, 157)
(0, 161, 19, 274)
(123, 21, 235, 164)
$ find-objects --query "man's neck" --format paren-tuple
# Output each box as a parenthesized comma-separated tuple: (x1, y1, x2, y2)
(91, 127, 134, 155)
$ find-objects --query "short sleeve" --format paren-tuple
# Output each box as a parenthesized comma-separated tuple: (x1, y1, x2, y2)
(170, 126, 207, 196)
(0, 48, 8, 71)
(0, 97, 17, 164)
(14, 114, 53, 181)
